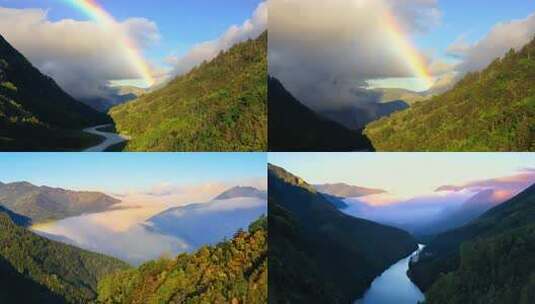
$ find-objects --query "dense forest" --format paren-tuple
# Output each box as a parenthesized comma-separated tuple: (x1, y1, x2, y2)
(268, 77, 374, 151)
(110, 32, 267, 152)
(0, 34, 108, 151)
(409, 183, 535, 303)
(0, 181, 120, 223)
(0, 212, 129, 303)
(365, 36, 535, 151)
(97, 216, 267, 304)
(268, 164, 417, 303)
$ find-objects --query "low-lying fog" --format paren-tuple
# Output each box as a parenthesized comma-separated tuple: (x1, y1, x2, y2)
(31, 196, 267, 265)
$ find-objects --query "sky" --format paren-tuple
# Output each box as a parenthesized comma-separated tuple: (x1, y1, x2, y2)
(269, 0, 535, 112)
(269, 153, 535, 197)
(0, 153, 267, 195)
(0, 0, 266, 98)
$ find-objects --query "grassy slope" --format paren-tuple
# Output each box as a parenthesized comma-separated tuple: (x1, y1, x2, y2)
(268, 164, 417, 303)
(0, 213, 129, 304)
(408, 184, 535, 303)
(97, 217, 267, 304)
(365, 37, 535, 151)
(110, 32, 267, 152)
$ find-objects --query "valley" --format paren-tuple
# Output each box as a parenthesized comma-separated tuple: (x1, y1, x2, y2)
(82, 124, 129, 152)
(355, 245, 425, 304)
(0, 7, 267, 152)
(268, 153, 535, 304)
(0, 153, 268, 303)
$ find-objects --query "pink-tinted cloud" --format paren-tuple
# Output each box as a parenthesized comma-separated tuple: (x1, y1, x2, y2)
(435, 169, 535, 195)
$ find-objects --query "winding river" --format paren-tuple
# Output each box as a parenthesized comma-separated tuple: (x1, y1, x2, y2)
(355, 245, 425, 304)
(83, 124, 128, 152)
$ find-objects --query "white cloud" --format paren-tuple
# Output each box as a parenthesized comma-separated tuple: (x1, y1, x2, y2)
(450, 13, 535, 73)
(269, 0, 441, 111)
(0, 7, 160, 99)
(167, 1, 267, 76)
(111, 178, 267, 207)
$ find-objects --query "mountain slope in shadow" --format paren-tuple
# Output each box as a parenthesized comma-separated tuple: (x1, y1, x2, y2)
(0, 34, 109, 151)
(409, 183, 535, 304)
(268, 77, 374, 151)
(268, 164, 417, 303)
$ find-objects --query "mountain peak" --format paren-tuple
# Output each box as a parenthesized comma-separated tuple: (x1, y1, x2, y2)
(213, 186, 267, 200)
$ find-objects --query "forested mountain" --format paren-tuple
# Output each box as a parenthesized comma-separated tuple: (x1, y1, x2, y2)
(0, 181, 120, 223)
(97, 216, 267, 304)
(268, 164, 417, 303)
(110, 32, 267, 152)
(268, 77, 374, 151)
(213, 186, 267, 200)
(0, 34, 109, 151)
(365, 36, 535, 151)
(409, 183, 535, 303)
(0, 212, 129, 304)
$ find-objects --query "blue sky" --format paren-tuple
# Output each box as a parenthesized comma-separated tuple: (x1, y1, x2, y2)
(0, 0, 262, 66)
(0, 153, 266, 192)
(269, 153, 535, 197)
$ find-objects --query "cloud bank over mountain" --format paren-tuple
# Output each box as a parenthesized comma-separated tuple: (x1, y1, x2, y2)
(0, 7, 160, 99)
(269, 0, 441, 111)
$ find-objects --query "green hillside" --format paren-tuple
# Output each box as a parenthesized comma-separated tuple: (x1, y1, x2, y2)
(365, 37, 535, 151)
(0, 212, 129, 304)
(268, 164, 417, 303)
(110, 32, 267, 151)
(408, 183, 535, 303)
(0, 34, 109, 151)
(97, 217, 267, 304)
(0, 181, 121, 223)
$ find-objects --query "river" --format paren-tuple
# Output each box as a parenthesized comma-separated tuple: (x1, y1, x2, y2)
(83, 124, 128, 152)
(354, 245, 425, 304)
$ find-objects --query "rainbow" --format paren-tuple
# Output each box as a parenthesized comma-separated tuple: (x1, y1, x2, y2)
(381, 8, 434, 90)
(61, 0, 154, 87)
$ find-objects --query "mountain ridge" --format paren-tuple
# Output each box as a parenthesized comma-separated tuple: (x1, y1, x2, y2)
(0, 181, 121, 223)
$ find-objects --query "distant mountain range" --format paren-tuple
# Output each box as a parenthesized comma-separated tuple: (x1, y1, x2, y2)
(0, 34, 109, 151)
(110, 32, 267, 151)
(409, 183, 535, 303)
(145, 186, 267, 250)
(373, 87, 429, 105)
(268, 77, 374, 151)
(80, 85, 147, 112)
(321, 100, 409, 130)
(314, 183, 386, 198)
(0, 181, 120, 223)
(366, 37, 535, 151)
(213, 185, 267, 200)
(268, 164, 417, 303)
